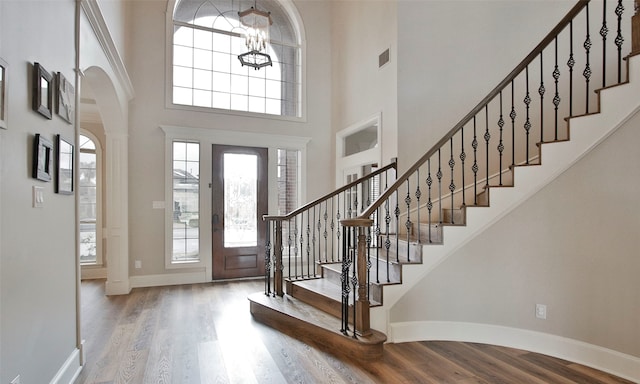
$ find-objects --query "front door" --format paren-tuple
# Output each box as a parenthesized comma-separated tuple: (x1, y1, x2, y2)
(212, 144, 268, 280)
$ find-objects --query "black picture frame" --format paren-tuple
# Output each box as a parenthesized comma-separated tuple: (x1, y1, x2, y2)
(56, 72, 74, 124)
(56, 134, 74, 194)
(33, 62, 53, 119)
(33, 134, 53, 182)
(0, 57, 7, 129)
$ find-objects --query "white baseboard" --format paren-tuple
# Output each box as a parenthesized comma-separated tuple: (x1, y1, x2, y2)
(130, 270, 207, 288)
(390, 321, 640, 383)
(49, 348, 82, 384)
(105, 278, 131, 295)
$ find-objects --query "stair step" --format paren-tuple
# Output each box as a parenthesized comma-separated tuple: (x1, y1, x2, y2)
(249, 292, 386, 360)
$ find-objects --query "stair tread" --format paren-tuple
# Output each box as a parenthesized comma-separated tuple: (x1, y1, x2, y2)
(293, 276, 382, 306)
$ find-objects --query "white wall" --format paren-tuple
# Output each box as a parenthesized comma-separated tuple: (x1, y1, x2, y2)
(126, 0, 332, 277)
(391, 109, 640, 359)
(331, 0, 398, 177)
(0, 1, 80, 382)
(397, 0, 574, 174)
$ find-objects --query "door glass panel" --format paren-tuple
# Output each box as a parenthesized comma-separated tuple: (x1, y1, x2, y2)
(224, 153, 257, 247)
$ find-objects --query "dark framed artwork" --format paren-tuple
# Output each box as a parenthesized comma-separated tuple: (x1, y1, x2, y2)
(56, 135, 74, 194)
(33, 62, 53, 119)
(56, 72, 74, 124)
(33, 134, 53, 182)
(0, 57, 7, 129)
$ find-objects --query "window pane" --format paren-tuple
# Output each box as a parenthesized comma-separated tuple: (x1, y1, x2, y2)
(173, 141, 200, 262)
(248, 77, 265, 98)
(212, 91, 231, 109)
(193, 28, 212, 50)
(173, 66, 193, 87)
(223, 153, 257, 247)
(174, 46, 193, 67)
(193, 89, 212, 107)
(173, 86, 193, 105)
(230, 74, 248, 94)
(212, 51, 231, 73)
(212, 71, 230, 93)
(248, 96, 265, 113)
(194, 48, 212, 70)
(194, 69, 212, 91)
(231, 94, 248, 111)
(174, 25, 193, 46)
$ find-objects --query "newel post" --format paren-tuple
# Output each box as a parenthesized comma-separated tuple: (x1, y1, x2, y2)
(342, 218, 373, 337)
(633, 1, 640, 54)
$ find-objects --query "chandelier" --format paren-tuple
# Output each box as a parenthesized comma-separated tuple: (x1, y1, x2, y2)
(238, 4, 273, 70)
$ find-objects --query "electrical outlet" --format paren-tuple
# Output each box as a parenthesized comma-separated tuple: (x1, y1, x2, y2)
(11, 374, 21, 384)
(536, 304, 547, 319)
(135, 260, 142, 269)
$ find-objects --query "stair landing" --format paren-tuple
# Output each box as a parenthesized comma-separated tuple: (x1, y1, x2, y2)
(249, 292, 387, 360)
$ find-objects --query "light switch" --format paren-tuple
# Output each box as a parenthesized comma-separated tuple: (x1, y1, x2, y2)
(33, 186, 44, 208)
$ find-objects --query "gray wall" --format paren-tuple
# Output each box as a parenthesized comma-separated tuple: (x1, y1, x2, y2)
(0, 1, 79, 382)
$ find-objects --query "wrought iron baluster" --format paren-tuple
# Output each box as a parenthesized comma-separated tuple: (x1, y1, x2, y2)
(524, 66, 531, 164)
(340, 226, 350, 334)
(472, 117, 479, 205)
(312, 206, 317, 267)
(601, 0, 608, 87)
(306, 210, 311, 277)
(353, 185, 359, 218)
(497, 92, 504, 186)
(484, 105, 491, 187)
(294, 216, 299, 279)
(568, 21, 575, 116)
(351, 234, 358, 339)
(405, 179, 412, 261)
(288, 219, 292, 279)
(366, 227, 372, 301)
(426, 159, 433, 243)
(415, 169, 421, 244)
(449, 138, 456, 224)
(437, 149, 443, 221)
(394, 190, 400, 263)
(384, 196, 391, 283)
(584, 2, 592, 114)
(510, 80, 516, 167)
(460, 127, 466, 206)
(615, 0, 625, 83)
(376, 205, 381, 284)
(330, 197, 335, 262)
(265, 221, 272, 295)
(539, 53, 545, 143)
(553, 37, 561, 141)
(336, 194, 341, 262)
(323, 201, 328, 263)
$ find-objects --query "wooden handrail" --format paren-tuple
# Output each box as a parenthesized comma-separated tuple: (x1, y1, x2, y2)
(264, 161, 396, 221)
(349, 0, 589, 223)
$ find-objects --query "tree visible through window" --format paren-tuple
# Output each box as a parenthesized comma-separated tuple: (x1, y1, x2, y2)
(79, 135, 99, 264)
(172, 0, 301, 117)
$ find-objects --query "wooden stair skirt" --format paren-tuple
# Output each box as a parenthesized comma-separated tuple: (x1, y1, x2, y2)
(249, 292, 387, 360)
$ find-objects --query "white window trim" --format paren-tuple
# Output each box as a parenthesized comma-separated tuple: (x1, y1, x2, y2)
(335, 112, 382, 188)
(164, 0, 308, 122)
(79, 130, 104, 267)
(161, 125, 310, 278)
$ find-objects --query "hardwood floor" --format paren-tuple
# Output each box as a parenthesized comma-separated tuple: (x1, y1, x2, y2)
(75, 279, 634, 384)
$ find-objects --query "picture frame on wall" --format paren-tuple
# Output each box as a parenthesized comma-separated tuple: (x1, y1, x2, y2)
(56, 134, 74, 194)
(33, 62, 53, 119)
(56, 72, 74, 124)
(0, 58, 7, 129)
(33, 134, 53, 182)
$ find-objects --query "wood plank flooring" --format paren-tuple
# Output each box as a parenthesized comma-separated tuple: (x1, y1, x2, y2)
(75, 279, 634, 384)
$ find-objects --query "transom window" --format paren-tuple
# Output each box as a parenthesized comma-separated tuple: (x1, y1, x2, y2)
(172, 0, 301, 117)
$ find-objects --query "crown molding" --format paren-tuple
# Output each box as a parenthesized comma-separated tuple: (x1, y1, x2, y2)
(80, 0, 135, 101)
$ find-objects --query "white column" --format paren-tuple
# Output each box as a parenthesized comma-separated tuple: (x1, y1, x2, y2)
(104, 131, 130, 295)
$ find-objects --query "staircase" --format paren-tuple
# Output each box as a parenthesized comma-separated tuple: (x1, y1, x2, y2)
(251, 0, 638, 360)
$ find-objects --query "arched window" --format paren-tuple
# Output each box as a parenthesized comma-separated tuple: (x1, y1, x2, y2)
(171, 0, 302, 117)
